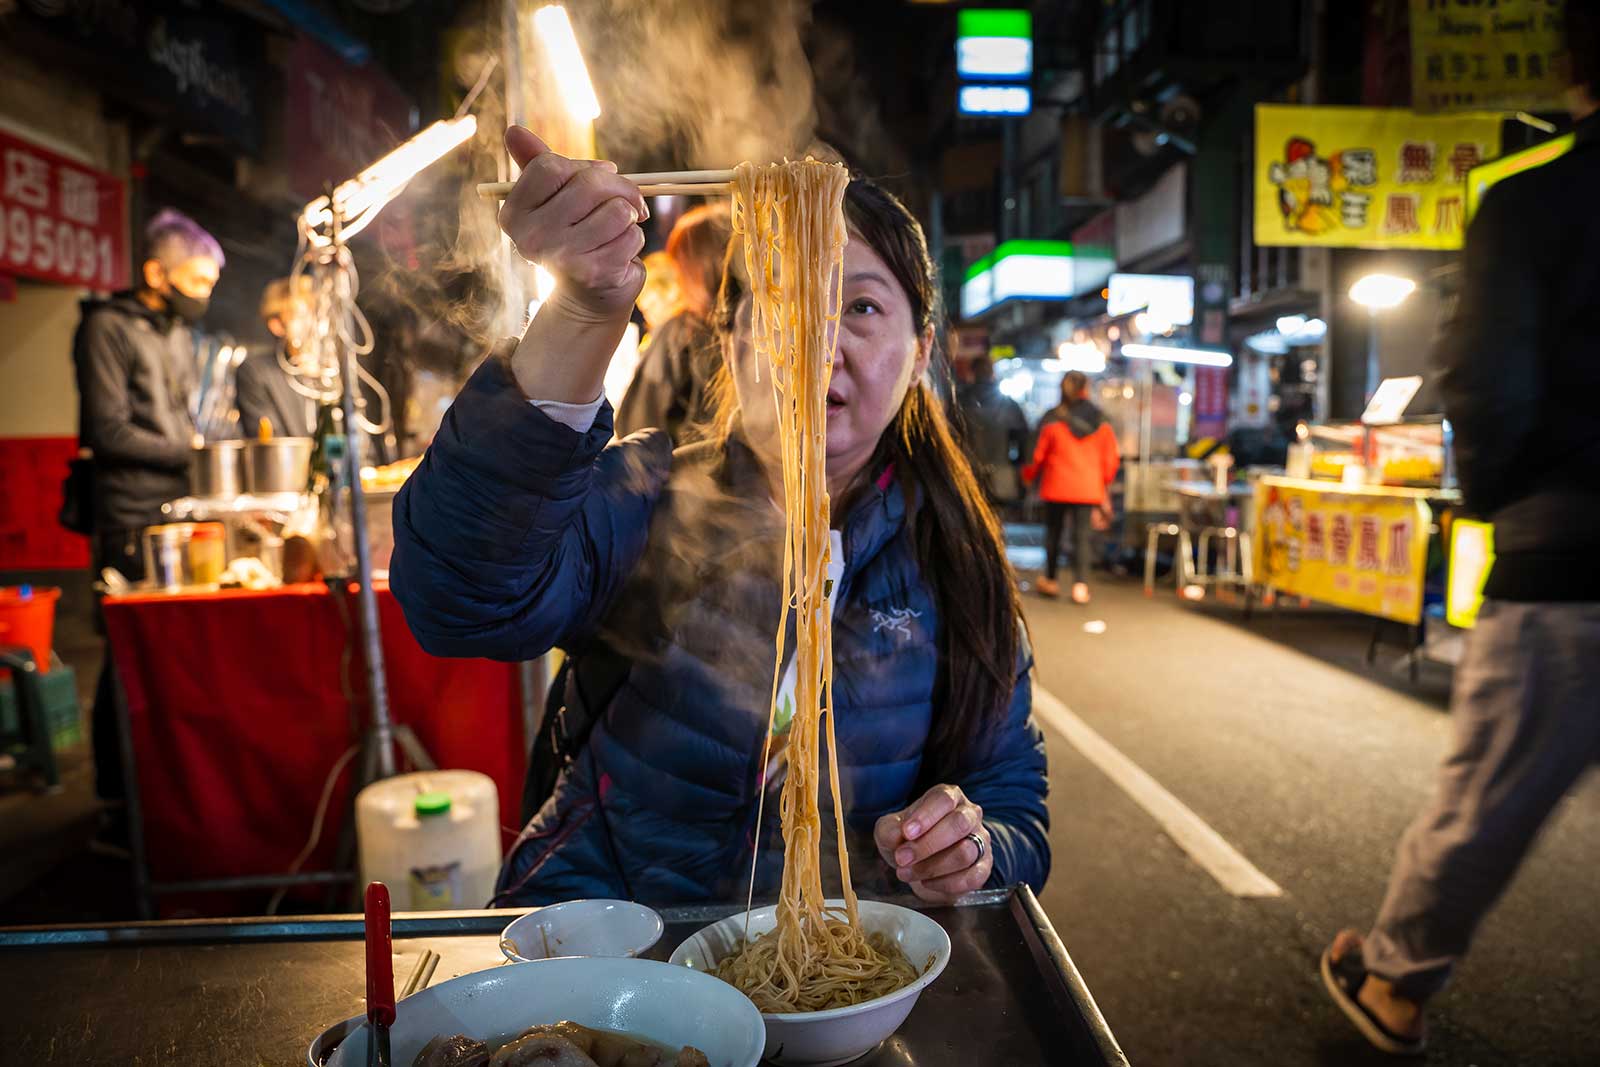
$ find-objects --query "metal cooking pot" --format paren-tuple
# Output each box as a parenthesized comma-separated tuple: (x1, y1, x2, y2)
(245, 438, 314, 494)
(189, 442, 246, 499)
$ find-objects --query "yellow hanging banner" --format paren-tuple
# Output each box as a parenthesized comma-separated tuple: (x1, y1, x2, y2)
(1410, 0, 1567, 114)
(1255, 105, 1502, 250)
(1252, 477, 1433, 625)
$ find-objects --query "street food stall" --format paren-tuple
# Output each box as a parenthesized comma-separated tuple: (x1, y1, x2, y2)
(101, 581, 526, 918)
(90, 110, 520, 919)
(1252, 395, 1462, 663)
(105, 355, 483, 921)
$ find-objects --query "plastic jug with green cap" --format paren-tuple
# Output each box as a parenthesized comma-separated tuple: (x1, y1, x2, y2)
(355, 771, 501, 910)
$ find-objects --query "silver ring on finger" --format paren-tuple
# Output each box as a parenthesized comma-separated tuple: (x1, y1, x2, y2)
(965, 831, 986, 868)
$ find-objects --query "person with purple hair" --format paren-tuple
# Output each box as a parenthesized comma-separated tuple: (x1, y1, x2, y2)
(71, 206, 224, 812)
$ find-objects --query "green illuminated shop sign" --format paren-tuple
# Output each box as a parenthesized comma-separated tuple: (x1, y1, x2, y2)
(956, 9, 1032, 80)
(960, 240, 1076, 318)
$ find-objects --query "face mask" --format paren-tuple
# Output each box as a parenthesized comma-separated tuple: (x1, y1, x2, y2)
(165, 288, 209, 324)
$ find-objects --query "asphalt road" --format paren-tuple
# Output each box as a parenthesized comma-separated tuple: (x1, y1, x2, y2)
(1023, 575, 1600, 1067)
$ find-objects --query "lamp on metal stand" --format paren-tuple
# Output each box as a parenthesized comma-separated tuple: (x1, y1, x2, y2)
(291, 116, 480, 903)
(325, 203, 429, 785)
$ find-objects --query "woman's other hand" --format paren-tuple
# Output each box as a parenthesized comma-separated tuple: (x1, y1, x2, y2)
(873, 784, 992, 905)
(499, 126, 648, 323)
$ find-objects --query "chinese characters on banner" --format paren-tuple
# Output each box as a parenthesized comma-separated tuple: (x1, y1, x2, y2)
(1252, 477, 1432, 624)
(1410, 0, 1566, 114)
(0, 130, 128, 291)
(1191, 364, 1229, 441)
(1254, 105, 1502, 250)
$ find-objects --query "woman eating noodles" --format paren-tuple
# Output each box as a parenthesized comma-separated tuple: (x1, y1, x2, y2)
(390, 127, 1048, 907)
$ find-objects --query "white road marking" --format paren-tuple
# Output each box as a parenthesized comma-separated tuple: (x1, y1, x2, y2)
(1033, 685, 1284, 899)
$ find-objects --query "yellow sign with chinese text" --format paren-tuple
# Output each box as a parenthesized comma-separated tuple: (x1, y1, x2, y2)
(1252, 477, 1432, 624)
(1254, 105, 1502, 250)
(1410, 0, 1566, 114)
(1446, 518, 1495, 629)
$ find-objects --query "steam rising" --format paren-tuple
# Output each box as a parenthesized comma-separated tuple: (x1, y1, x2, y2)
(363, 0, 833, 432)
(573, 0, 818, 169)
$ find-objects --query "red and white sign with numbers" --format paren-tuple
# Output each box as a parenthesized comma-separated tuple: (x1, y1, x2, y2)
(0, 129, 128, 291)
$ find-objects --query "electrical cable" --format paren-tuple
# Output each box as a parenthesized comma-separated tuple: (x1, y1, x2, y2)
(265, 742, 360, 915)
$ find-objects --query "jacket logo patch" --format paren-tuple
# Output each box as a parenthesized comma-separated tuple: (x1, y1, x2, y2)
(870, 606, 923, 639)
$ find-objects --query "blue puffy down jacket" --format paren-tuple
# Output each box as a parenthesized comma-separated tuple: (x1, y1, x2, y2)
(390, 353, 1050, 906)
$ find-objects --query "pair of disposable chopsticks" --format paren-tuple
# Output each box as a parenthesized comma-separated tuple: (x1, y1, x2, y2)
(476, 168, 733, 201)
(399, 947, 441, 999)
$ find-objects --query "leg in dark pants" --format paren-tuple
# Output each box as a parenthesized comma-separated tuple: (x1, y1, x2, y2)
(1042, 502, 1067, 580)
(1067, 504, 1094, 583)
(91, 528, 143, 801)
(1362, 600, 1600, 1000)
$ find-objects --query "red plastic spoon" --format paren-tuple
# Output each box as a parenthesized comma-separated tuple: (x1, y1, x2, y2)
(364, 882, 396, 1067)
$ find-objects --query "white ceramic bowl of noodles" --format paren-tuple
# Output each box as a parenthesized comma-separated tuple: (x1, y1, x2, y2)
(320, 955, 765, 1067)
(669, 899, 952, 1067)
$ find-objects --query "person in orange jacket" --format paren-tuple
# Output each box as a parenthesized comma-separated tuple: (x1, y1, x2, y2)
(1023, 371, 1120, 602)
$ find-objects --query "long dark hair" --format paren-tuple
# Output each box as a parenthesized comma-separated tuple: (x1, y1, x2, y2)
(711, 180, 1025, 781)
(1058, 370, 1089, 407)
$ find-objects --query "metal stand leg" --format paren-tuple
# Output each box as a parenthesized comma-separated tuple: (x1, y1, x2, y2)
(1144, 523, 1181, 596)
(110, 661, 153, 920)
(394, 726, 435, 770)
(1240, 532, 1256, 619)
(1176, 530, 1195, 592)
(1143, 525, 1160, 596)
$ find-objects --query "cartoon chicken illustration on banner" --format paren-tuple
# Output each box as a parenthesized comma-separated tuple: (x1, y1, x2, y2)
(1267, 137, 1374, 237)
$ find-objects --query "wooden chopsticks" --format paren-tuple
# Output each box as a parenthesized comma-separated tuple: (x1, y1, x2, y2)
(399, 947, 441, 999)
(476, 168, 734, 200)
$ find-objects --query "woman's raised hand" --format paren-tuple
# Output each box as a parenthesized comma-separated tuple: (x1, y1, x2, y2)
(498, 126, 649, 323)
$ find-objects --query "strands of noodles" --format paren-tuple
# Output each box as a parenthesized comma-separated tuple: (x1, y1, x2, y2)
(713, 160, 919, 1013)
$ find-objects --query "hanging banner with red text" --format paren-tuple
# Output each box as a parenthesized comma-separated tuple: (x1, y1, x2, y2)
(1254, 105, 1502, 250)
(1191, 364, 1229, 440)
(0, 130, 128, 291)
(1252, 476, 1432, 624)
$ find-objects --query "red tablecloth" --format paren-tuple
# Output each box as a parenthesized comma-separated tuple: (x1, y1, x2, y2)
(103, 583, 526, 915)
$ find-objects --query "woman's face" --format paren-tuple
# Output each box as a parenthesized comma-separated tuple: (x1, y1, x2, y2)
(726, 234, 930, 492)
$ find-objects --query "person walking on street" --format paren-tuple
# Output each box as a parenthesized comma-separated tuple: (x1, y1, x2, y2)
(956, 357, 1029, 514)
(1024, 371, 1118, 602)
(72, 207, 223, 805)
(1319, 6, 1600, 1054)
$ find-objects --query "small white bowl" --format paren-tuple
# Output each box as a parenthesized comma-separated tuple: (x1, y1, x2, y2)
(323, 955, 765, 1067)
(499, 898, 664, 963)
(669, 899, 952, 1067)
